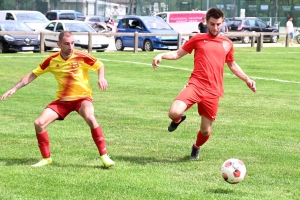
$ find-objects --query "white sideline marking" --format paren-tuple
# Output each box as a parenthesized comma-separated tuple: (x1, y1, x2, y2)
(2, 55, 300, 84)
(98, 58, 300, 84)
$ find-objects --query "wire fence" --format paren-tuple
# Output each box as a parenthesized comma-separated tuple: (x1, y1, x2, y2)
(2, 0, 300, 27)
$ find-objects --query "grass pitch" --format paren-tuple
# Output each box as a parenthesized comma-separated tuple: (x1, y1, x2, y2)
(0, 47, 300, 200)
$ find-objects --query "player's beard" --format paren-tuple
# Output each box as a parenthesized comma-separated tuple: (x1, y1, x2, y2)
(208, 29, 220, 37)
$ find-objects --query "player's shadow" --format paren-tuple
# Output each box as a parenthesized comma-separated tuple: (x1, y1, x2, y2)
(111, 155, 197, 165)
(205, 188, 234, 194)
(0, 157, 37, 166)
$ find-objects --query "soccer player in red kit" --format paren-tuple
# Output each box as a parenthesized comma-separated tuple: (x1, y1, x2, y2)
(152, 7, 256, 160)
(1, 31, 115, 168)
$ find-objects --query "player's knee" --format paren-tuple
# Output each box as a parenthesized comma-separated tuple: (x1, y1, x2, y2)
(201, 129, 211, 136)
(34, 119, 45, 129)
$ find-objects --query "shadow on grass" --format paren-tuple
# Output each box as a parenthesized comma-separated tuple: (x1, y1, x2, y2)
(0, 158, 37, 166)
(205, 188, 234, 194)
(111, 155, 200, 165)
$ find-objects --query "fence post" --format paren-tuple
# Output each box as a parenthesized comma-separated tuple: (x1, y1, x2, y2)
(285, 33, 289, 47)
(256, 33, 263, 52)
(177, 33, 182, 49)
(134, 32, 138, 53)
(88, 32, 92, 53)
(40, 32, 44, 53)
(250, 31, 255, 47)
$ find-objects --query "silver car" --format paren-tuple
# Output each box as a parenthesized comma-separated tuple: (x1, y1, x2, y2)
(43, 20, 109, 51)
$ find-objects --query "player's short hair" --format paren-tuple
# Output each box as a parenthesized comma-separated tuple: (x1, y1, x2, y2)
(206, 7, 224, 21)
(58, 31, 73, 42)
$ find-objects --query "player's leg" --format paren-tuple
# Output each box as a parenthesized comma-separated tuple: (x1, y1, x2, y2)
(32, 108, 59, 167)
(190, 96, 219, 160)
(168, 85, 197, 132)
(168, 100, 187, 132)
(78, 99, 114, 168)
(190, 116, 213, 160)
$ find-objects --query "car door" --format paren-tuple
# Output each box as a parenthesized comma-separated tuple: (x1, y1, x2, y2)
(122, 18, 137, 47)
(256, 19, 272, 39)
(44, 21, 59, 48)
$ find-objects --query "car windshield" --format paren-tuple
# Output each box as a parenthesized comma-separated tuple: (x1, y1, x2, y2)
(65, 23, 95, 32)
(227, 20, 242, 26)
(15, 12, 49, 22)
(0, 22, 32, 31)
(143, 17, 172, 30)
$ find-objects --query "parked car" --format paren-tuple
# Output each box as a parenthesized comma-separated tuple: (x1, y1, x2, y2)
(115, 15, 179, 51)
(76, 15, 116, 32)
(227, 17, 279, 43)
(0, 10, 49, 31)
(45, 10, 84, 20)
(43, 20, 108, 51)
(0, 20, 40, 53)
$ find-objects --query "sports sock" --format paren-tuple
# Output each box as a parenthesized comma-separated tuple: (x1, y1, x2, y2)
(195, 131, 210, 148)
(172, 115, 182, 123)
(36, 131, 50, 158)
(91, 126, 107, 156)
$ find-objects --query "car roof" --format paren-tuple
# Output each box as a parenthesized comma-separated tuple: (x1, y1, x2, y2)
(0, 10, 42, 13)
(229, 17, 259, 20)
(48, 20, 86, 23)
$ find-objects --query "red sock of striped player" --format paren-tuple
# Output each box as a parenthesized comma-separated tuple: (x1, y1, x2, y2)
(36, 131, 50, 158)
(194, 131, 210, 149)
(91, 126, 107, 156)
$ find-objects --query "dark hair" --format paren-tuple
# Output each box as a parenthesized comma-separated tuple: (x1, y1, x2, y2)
(206, 7, 224, 21)
(58, 31, 73, 42)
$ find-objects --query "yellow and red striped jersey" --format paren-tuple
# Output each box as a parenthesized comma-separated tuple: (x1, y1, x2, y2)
(33, 50, 102, 101)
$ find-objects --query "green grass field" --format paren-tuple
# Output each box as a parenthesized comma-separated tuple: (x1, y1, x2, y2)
(1, 47, 300, 200)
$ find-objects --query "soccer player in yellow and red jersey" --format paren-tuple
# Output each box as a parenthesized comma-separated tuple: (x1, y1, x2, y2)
(152, 7, 256, 160)
(1, 31, 114, 168)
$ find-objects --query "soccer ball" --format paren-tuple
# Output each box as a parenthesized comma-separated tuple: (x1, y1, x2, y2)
(221, 158, 246, 184)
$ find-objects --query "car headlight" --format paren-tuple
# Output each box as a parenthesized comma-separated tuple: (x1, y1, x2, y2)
(4, 35, 15, 41)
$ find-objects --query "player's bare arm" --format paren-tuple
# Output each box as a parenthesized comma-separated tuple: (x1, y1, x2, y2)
(152, 48, 188, 70)
(1, 72, 37, 101)
(98, 64, 107, 91)
(227, 61, 256, 93)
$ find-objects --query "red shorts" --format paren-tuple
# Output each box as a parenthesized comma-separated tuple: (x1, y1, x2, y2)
(175, 84, 219, 121)
(46, 98, 92, 120)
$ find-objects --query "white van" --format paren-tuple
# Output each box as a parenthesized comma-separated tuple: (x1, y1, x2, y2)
(155, 11, 206, 34)
(0, 10, 49, 31)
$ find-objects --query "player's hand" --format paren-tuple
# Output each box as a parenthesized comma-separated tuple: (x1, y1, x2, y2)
(246, 79, 256, 92)
(98, 78, 107, 91)
(152, 55, 162, 70)
(1, 88, 16, 101)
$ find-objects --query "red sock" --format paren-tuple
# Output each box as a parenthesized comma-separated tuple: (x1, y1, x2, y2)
(36, 131, 50, 158)
(91, 126, 107, 156)
(172, 115, 182, 123)
(194, 131, 210, 148)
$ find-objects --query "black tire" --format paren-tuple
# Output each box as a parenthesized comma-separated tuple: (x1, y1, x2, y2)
(297, 35, 300, 44)
(44, 43, 54, 51)
(115, 38, 124, 51)
(241, 31, 250, 44)
(0, 43, 4, 53)
(270, 32, 279, 43)
(142, 40, 153, 51)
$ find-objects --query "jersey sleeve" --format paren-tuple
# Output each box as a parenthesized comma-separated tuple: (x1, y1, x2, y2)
(75, 50, 102, 71)
(225, 40, 235, 63)
(182, 35, 198, 54)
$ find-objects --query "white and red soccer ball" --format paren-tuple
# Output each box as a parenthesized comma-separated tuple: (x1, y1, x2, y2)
(221, 158, 247, 184)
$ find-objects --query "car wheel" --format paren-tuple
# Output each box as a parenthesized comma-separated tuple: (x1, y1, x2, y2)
(115, 38, 124, 51)
(0, 43, 3, 53)
(44, 43, 54, 51)
(296, 35, 300, 44)
(270, 33, 278, 43)
(143, 40, 154, 51)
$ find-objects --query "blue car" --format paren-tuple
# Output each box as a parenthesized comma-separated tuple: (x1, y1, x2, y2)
(115, 15, 179, 51)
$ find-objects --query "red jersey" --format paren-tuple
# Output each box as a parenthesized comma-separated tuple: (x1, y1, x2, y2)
(182, 33, 234, 97)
